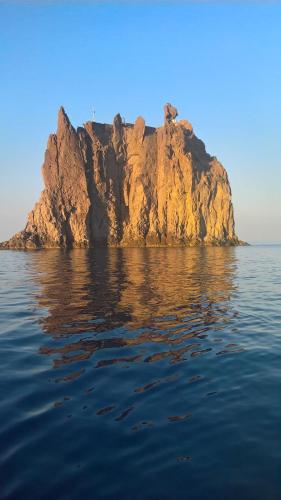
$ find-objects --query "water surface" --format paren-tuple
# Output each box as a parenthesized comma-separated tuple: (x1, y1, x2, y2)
(0, 246, 281, 499)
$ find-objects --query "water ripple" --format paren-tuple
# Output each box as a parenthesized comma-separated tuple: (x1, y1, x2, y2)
(1, 246, 281, 499)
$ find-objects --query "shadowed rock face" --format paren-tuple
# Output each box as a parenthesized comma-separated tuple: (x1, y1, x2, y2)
(1, 104, 240, 249)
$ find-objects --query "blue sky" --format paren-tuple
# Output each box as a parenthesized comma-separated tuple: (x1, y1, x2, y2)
(0, 1, 281, 243)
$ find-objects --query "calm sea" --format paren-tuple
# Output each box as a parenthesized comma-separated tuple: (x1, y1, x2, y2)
(0, 246, 281, 499)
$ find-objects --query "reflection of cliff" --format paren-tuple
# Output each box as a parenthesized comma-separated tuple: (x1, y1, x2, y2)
(36, 249, 132, 336)
(34, 248, 237, 371)
(118, 247, 237, 328)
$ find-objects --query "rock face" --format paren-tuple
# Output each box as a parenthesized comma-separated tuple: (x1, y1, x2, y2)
(1, 104, 240, 249)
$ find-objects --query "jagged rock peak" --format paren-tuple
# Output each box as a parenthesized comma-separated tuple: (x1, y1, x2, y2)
(0, 103, 242, 249)
(57, 106, 71, 129)
(164, 103, 178, 123)
(134, 116, 146, 143)
(113, 113, 125, 160)
(113, 112, 123, 127)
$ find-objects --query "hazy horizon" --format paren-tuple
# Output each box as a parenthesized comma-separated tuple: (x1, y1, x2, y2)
(1, 2, 281, 243)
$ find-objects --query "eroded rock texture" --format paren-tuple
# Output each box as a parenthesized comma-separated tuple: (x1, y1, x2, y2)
(1, 104, 240, 248)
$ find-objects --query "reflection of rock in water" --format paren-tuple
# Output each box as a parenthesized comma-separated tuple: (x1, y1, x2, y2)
(33, 248, 237, 372)
(36, 249, 132, 335)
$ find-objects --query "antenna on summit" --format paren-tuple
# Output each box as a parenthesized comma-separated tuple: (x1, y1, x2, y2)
(92, 107, 96, 122)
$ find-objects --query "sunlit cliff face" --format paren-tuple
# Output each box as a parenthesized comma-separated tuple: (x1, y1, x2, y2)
(2, 103, 239, 249)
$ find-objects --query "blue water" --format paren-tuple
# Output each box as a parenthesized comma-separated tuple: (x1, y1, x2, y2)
(0, 246, 281, 499)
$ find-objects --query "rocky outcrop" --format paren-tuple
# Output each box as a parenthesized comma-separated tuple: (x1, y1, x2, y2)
(1, 104, 240, 249)
(164, 102, 178, 123)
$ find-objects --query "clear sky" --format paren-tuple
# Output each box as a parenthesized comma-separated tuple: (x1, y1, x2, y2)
(1, 1, 281, 243)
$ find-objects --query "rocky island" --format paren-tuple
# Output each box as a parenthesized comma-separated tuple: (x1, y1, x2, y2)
(1, 103, 240, 249)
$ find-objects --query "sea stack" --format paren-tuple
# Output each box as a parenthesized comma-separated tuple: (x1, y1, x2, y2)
(1, 103, 240, 248)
